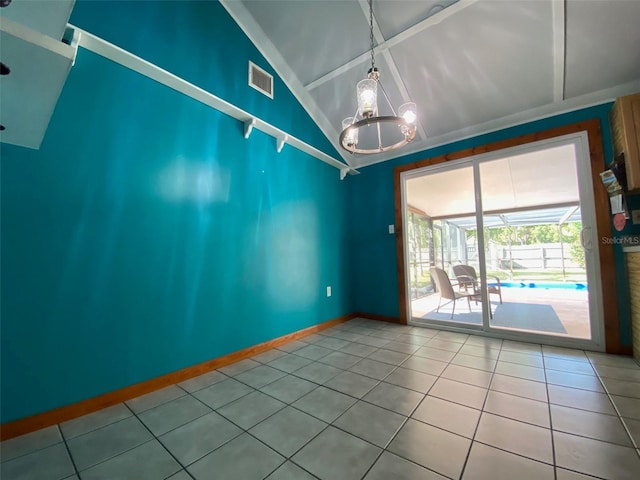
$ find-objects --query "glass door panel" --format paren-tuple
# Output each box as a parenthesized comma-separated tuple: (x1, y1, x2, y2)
(406, 162, 488, 327)
(478, 143, 592, 340)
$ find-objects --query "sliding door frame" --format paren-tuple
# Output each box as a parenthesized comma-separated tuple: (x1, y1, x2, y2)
(394, 119, 623, 353)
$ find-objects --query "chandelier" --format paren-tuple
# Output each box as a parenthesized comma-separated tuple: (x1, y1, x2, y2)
(339, 0, 417, 154)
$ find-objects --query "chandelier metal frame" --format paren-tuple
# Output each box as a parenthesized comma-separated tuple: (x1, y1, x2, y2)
(338, 0, 417, 155)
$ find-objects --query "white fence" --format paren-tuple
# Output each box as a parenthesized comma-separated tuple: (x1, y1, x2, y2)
(410, 242, 582, 278)
(488, 243, 582, 270)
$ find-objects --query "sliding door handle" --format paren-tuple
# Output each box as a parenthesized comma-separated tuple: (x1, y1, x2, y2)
(580, 226, 593, 252)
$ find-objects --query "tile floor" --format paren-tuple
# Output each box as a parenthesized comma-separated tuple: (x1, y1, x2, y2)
(2, 318, 640, 480)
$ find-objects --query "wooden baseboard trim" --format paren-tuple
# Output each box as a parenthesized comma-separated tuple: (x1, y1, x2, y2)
(0, 313, 356, 441)
(618, 345, 634, 356)
(353, 312, 405, 325)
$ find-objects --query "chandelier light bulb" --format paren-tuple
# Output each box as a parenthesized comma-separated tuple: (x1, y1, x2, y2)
(342, 117, 358, 147)
(399, 102, 417, 124)
(357, 78, 377, 118)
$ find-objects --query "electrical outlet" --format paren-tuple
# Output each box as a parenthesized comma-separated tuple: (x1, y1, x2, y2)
(326, 286, 332, 297)
(388, 224, 395, 234)
(632, 209, 640, 225)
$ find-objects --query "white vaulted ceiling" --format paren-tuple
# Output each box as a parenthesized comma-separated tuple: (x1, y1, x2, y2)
(222, 0, 640, 169)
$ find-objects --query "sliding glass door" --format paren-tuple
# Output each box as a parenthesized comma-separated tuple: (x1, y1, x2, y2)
(402, 133, 603, 349)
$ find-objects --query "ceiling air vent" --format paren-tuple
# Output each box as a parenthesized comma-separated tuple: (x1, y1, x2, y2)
(248, 61, 273, 99)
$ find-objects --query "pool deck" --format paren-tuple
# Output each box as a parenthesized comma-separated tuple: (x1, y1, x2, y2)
(411, 286, 590, 339)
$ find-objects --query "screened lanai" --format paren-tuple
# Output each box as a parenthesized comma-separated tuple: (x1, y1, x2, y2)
(408, 204, 583, 281)
(406, 205, 589, 339)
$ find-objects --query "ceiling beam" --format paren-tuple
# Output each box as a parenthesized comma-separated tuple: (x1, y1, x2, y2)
(407, 204, 428, 216)
(559, 205, 579, 225)
(552, 0, 566, 103)
(427, 201, 580, 221)
(305, 0, 479, 91)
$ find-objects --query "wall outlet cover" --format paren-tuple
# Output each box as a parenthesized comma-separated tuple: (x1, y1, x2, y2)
(632, 209, 640, 225)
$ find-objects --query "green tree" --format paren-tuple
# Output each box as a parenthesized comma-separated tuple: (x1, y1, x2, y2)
(529, 225, 559, 243)
(570, 243, 586, 268)
(564, 222, 585, 268)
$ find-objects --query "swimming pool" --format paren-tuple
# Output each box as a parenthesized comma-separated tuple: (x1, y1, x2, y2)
(490, 281, 587, 290)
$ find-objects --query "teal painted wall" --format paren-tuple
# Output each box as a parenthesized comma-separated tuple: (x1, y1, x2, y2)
(69, 0, 341, 159)
(0, 3, 349, 423)
(348, 104, 635, 347)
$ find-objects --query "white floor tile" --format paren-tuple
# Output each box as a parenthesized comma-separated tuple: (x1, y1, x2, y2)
(7, 319, 640, 480)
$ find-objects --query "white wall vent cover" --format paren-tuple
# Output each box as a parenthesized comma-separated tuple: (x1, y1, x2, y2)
(248, 61, 273, 99)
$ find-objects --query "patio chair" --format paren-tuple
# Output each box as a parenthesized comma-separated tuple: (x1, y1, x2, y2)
(452, 265, 503, 305)
(430, 267, 479, 319)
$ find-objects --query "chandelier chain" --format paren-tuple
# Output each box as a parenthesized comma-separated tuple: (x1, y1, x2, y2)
(368, 0, 375, 71)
